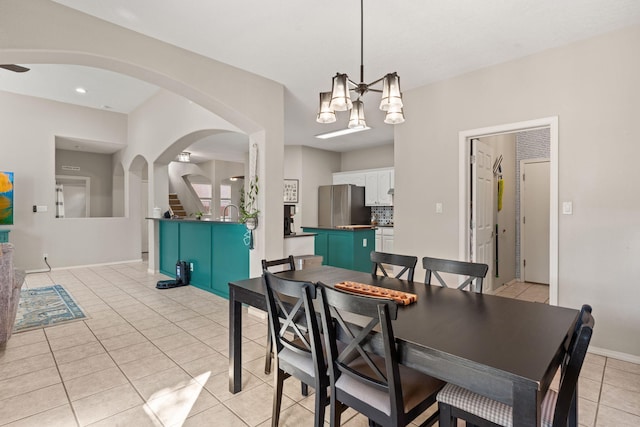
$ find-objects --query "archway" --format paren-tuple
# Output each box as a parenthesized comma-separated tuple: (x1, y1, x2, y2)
(130, 155, 149, 259)
(1, 0, 286, 275)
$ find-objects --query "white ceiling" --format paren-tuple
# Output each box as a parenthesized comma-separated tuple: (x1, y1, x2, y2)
(2, 0, 640, 155)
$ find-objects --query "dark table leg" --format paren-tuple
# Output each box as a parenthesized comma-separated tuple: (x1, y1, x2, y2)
(229, 286, 243, 393)
(512, 383, 541, 427)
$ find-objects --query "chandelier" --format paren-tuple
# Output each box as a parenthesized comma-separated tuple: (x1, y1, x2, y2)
(316, 0, 404, 128)
(178, 152, 191, 162)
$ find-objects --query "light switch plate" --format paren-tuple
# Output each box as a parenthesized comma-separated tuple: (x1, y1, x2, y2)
(562, 202, 573, 215)
(436, 203, 443, 213)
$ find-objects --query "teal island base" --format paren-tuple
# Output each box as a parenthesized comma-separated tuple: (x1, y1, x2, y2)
(157, 219, 249, 298)
(301, 227, 374, 273)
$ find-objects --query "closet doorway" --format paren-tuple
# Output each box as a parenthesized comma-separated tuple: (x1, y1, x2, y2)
(458, 117, 559, 305)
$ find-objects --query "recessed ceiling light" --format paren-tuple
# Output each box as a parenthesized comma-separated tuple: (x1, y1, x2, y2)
(75, 87, 87, 94)
(314, 126, 371, 139)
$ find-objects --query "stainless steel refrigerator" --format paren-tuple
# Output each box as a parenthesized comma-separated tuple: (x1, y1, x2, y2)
(318, 184, 369, 227)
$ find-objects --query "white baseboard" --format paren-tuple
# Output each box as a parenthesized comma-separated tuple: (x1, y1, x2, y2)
(25, 258, 143, 274)
(588, 346, 640, 365)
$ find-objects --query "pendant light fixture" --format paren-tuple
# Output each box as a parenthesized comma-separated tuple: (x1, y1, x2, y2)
(316, 0, 405, 128)
(178, 152, 191, 162)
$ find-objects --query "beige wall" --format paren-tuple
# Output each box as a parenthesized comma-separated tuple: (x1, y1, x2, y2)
(55, 149, 115, 218)
(341, 144, 394, 171)
(284, 146, 341, 232)
(300, 147, 342, 228)
(0, 91, 133, 270)
(395, 24, 640, 358)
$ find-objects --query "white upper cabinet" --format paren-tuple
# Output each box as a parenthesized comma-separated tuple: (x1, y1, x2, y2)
(332, 171, 366, 187)
(365, 168, 394, 206)
(333, 167, 394, 206)
(365, 172, 379, 206)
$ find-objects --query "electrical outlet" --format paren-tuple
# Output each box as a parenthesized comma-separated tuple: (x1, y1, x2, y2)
(43, 253, 48, 259)
(362, 238, 367, 247)
(190, 262, 194, 272)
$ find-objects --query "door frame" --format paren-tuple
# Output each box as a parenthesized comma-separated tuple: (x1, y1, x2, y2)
(458, 116, 559, 305)
(56, 174, 91, 218)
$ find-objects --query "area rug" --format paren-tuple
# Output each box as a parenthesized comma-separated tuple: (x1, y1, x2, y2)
(13, 285, 87, 332)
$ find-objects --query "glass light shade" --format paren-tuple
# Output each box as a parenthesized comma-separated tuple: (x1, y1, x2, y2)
(384, 103, 405, 124)
(316, 92, 336, 123)
(348, 100, 367, 129)
(329, 73, 352, 111)
(379, 73, 403, 111)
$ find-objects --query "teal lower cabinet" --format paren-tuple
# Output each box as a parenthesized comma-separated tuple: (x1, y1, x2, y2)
(302, 227, 374, 273)
(158, 220, 249, 298)
(0, 230, 9, 243)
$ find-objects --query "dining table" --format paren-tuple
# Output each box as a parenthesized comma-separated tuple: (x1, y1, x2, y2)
(228, 265, 580, 427)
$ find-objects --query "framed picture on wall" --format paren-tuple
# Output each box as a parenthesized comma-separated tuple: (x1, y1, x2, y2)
(0, 171, 14, 225)
(284, 179, 299, 203)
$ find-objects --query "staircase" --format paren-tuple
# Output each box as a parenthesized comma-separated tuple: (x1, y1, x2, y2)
(168, 193, 187, 218)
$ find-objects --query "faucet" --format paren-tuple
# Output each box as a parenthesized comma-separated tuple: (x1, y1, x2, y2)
(222, 204, 239, 222)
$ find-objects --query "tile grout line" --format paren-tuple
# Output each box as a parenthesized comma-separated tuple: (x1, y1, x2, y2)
(591, 356, 607, 426)
(43, 321, 83, 427)
(49, 269, 162, 427)
(64, 263, 243, 426)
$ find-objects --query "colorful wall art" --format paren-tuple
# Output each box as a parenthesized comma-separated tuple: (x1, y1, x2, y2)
(0, 171, 14, 225)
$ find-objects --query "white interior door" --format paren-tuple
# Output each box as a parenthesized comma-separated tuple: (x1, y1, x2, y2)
(472, 139, 494, 291)
(521, 160, 550, 284)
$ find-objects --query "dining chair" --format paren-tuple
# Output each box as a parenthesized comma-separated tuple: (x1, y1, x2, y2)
(261, 256, 296, 374)
(318, 283, 445, 427)
(437, 306, 595, 427)
(263, 271, 328, 427)
(422, 256, 489, 293)
(371, 251, 418, 281)
(262, 255, 296, 273)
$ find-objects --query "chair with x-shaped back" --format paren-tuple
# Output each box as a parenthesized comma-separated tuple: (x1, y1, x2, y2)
(318, 283, 445, 427)
(422, 256, 489, 293)
(371, 251, 418, 281)
(261, 256, 296, 374)
(263, 271, 328, 427)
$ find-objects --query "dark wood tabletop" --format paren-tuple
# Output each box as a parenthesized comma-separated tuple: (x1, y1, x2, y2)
(228, 265, 579, 427)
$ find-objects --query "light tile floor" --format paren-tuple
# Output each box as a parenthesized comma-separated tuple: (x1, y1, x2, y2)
(0, 264, 638, 426)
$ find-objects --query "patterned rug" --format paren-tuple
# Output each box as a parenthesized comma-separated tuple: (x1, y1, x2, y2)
(13, 285, 87, 332)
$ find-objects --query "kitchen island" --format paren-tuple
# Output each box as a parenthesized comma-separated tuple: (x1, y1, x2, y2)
(301, 226, 374, 273)
(151, 218, 249, 298)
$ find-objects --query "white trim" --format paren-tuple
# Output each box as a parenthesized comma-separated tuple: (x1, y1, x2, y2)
(588, 346, 640, 365)
(459, 116, 559, 305)
(25, 258, 143, 273)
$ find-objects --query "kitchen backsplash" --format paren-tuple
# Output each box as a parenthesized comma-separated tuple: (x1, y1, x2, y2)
(371, 206, 394, 225)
